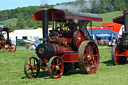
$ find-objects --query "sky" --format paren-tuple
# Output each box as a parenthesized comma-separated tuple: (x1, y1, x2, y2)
(0, 0, 76, 11)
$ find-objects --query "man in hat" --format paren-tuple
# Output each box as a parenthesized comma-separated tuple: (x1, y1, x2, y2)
(65, 19, 77, 37)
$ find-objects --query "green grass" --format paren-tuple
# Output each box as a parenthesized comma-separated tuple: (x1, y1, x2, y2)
(92, 11, 123, 26)
(0, 18, 18, 27)
(0, 46, 128, 85)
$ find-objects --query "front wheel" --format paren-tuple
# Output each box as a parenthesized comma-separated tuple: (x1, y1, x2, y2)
(48, 56, 64, 79)
(3, 44, 10, 53)
(24, 57, 40, 78)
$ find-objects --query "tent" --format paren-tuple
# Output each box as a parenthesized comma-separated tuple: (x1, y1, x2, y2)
(9, 28, 52, 45)
(88, 29, 119, 40)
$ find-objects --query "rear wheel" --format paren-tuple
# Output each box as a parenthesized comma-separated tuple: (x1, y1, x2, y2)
(24, 57, 40, 78)
(112, 45, 119, 65)
(78, 41, 99, 74)
(9, 44, 16, 52)
(48, 56, 64, 79)
(112, 45, 127, 65)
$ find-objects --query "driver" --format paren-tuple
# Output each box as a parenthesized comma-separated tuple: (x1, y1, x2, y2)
(64, 19, 77, 37)
(66, 19, 77, 33)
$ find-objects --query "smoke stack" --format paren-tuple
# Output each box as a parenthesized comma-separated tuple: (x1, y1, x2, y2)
(123, 10, 128, 38)
(41, 7, 48, 43)
(123, 10, 128, 32)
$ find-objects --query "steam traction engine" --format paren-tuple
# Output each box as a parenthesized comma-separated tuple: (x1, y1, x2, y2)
(0, 27, 16, 52)
(112, 10, 128, 65)
(24, 8, 103, 79)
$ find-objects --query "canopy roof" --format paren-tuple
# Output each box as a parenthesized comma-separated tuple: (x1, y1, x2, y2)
(88, 29, 119, 39)
(88, 29, 118, 34)
(34, 9, 103, 22)
(113, 16, 124, 24)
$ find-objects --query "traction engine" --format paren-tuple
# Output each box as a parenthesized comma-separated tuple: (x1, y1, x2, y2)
(112, 10, 128, 65)
(24, 8, 102, 79)
(0, 27, 16, 52)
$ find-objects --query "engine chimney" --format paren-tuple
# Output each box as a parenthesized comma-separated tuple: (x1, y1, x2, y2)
(123, 10, 128, 38)
(42, 7, 48, 43)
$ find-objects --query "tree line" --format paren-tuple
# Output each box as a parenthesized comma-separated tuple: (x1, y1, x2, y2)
(0, 0, 127, 30)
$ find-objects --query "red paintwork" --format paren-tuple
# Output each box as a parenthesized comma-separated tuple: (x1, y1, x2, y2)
(89, 26, 102, 30)
(51, 43, 72, 55)
(51, 43, 58, 55)
(59, 38, 72, 44)
(116, 50, 128, 57)
(34, 9, 103, 22)
(61, 53, 79, 63)
(75, 32, 85, 48)
(58, 45, 71, 54)
(114, 46, 119, 65)
(103, 23, 122, 33)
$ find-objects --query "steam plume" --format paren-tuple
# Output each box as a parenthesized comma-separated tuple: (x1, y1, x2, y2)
(54, 0, 100, 12)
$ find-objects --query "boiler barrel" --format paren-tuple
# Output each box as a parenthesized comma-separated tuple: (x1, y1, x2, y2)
(36, 43, 55, 59)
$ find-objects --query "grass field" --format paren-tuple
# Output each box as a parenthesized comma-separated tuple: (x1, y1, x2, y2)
(0, 46, 128, 85)
(0, 18, 17, 27)
(92, 11, 123, 26)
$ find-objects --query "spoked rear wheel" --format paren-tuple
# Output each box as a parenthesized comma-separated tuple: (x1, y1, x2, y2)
(78, 41, 99, 74)
(112, 45, 127, 65)
(3, 44, 10, 53)
(9, 44, 16, 52)
(24, 57, 40, 78)
(48, 56, 64, 79)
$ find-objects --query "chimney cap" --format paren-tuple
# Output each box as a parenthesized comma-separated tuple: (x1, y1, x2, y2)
(40, 4, 49, 10)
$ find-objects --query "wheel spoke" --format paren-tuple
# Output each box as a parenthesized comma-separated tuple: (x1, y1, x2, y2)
(26, 68, 30, 72)
(50, 68, 53, 73)
(48, 56, 64, 79)
(84, 58, 88, 64)
(54, 70, 57, 77)
(85, 46, 89, 54)
(34, 59, 35, 66)
(51, 65, 56, 68)
(27, 63, 31, 67)
(57, 63, 62, 66)
(91, 54, 98, 61)
(30, 59, 31, 65)
(29, 70, 33, 76)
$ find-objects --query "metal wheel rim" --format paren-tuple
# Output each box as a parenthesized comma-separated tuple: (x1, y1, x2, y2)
(78, 41, 99, 74)
(112, 45, 119, 65)
(24, 57, 40, 78)
(9, 44, 16, 52)
(48, 56, 64, 79)
(3, 44, 10, 53)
